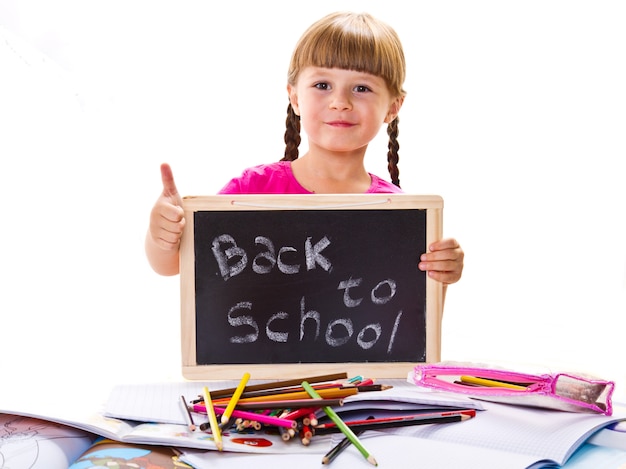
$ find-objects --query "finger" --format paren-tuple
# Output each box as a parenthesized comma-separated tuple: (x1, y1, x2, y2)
(160, 163, 179, 198)
(420, 249, 464, 263)
(150, 211, 185, 245)
(419, 259, 461, 273)
(427, 269, 462, 285)
(429, 238, 460, 252)
(151, 195, 184, 224)
(160, 206, 185, 226)
(157, 226, 184, 247)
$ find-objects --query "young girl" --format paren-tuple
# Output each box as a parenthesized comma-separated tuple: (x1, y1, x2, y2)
(146, 11, 464, 299)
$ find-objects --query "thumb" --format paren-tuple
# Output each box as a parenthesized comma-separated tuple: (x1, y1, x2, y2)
(160, 163, 179, 198)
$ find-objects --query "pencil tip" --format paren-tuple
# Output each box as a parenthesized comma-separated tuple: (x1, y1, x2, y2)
(368, 455, 378, 466)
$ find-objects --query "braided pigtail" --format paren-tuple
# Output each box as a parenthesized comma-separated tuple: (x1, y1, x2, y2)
(386, 117, 401, 187)
(281, 102, 301, 161)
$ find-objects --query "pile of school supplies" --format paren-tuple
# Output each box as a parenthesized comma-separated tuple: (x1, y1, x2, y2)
(2, 371, 626, 468)
(180, 372, 477, 465)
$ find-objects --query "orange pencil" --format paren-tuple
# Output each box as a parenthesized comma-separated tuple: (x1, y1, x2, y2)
(221, 386, 357, 405)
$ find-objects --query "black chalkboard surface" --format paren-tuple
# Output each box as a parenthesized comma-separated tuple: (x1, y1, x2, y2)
(180, 194, 443, 379)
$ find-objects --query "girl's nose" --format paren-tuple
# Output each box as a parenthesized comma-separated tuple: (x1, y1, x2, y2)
(329, 89, 352, 111)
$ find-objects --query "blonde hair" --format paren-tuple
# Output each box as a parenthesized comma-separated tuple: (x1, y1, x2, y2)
(282, 12, 407, 187)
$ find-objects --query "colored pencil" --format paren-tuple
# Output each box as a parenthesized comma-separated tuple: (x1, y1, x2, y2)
(351, 384, 392, 392)
(207, 381, 349, 402)
(179, 395, 196, 431)
(221, 372, 250, 424)
(322, 425, 368, 464)
(202, 386, 223, 451)
(235, 398, 344, 410)
(460, 375, 528, 390)
(204, 372, 348, 399)
(315, 409, 476, 428)
(213, 406, 298, 429)
(302, 381, 377, 467)
(314, 412, 474, 435)
(215, 386, 357, 405)
(281, 406, 321, 422)
(278, 426, 293, 441)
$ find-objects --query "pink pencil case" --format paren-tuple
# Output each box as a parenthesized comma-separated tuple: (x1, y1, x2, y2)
(411, 362, 615, 415)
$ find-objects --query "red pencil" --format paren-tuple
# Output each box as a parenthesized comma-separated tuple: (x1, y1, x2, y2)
(314, 409, 476, 434)
(282, 406, 320, 421)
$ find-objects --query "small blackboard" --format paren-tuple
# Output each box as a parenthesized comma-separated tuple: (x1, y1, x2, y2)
(180, 194, 443, 379)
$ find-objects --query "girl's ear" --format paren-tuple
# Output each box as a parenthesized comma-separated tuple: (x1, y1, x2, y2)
(287, 84, 300, 116)
(384, 96, 405, 123)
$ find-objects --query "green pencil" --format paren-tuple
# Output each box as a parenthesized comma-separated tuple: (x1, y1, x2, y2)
(301, 381, 377, 466)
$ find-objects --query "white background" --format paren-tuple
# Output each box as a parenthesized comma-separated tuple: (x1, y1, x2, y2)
(2, 1, 625, 404)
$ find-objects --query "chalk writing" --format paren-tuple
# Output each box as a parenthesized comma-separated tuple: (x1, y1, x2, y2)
(193, 208, 428, 364)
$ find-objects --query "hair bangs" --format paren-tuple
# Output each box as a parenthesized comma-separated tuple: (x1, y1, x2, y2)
(288, 12, 406, 96)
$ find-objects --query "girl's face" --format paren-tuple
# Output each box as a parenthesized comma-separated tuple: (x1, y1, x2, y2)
(288, 66, 403, 155)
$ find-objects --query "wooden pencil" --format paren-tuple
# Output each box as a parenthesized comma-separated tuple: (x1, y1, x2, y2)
(315, 413, 473, 435)
(322, 427, 366, 464)
(215, 386, 357, 405)
(302, 381, 377, 467)
(222, 382, 346, 400)
(234, 398, 344, 410)
(221, 372, 250, 424)
(179, 395, 196, 431)
(206, 372, 349, 399)
(202, 386, 223, 451)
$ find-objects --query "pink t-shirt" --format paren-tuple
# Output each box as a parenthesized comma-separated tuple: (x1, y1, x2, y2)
(218, 161, 402, 194)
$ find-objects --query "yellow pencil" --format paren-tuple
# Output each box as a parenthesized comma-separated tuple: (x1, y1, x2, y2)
(221, 372, 251, 424)
(460, 375, 527, 390)
(202, 386, 223, 451)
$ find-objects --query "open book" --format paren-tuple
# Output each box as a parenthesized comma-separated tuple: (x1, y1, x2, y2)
(2, 379, 625, 467)
(0, 413, 189, 469)
(0, 404, 330, 455)
(177, 388, 626, 469)
(0, 378, 481, 456)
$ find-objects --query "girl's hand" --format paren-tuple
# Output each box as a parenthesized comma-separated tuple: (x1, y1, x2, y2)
(148, 163, 185, 251)
(418, 238, 464, 285)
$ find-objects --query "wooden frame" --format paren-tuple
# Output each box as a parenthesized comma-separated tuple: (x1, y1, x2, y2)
(180, 194, 443, 379)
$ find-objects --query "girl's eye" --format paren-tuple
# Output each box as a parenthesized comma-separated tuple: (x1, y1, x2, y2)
(314, 82, 330, 90)
(354, 85, 371, 93)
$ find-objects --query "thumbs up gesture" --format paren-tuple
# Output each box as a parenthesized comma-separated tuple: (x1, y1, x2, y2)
(146, 163, 185, 275)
